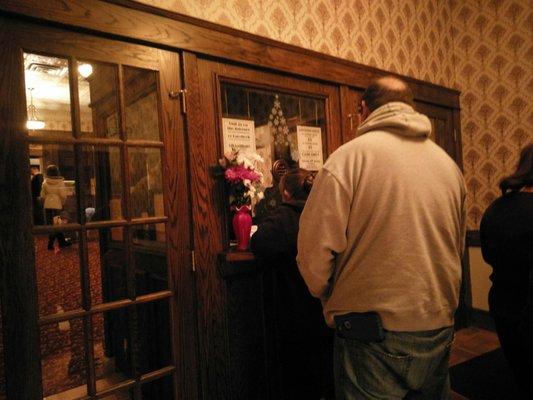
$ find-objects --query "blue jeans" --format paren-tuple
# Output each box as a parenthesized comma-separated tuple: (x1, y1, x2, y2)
(334, 326, 454, 400)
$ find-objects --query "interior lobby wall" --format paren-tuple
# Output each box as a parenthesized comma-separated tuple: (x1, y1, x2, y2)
(134, 0, 532, 230)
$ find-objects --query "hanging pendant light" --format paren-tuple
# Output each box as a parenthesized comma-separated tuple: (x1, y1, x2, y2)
(26, 87, 45, 130)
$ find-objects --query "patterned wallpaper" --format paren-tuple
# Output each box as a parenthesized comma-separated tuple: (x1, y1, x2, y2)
(135, 0, 532, 229)
(451, 0, 532, 228)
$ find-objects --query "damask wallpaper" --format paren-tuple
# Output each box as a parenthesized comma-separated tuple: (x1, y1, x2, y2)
(451, 0, 532, 228)
(135, 0, 532, 229)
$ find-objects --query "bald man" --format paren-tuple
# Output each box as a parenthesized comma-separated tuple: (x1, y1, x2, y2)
(297, 76, 466, 399)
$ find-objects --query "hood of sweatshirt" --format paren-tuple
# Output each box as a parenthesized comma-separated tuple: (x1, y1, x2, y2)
(44, 176, 65, 185)
(356, 101, 431, 138)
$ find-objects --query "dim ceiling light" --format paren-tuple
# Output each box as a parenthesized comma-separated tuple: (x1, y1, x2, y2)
(26, 87, 45, 130)
(78, 63, 93, 78)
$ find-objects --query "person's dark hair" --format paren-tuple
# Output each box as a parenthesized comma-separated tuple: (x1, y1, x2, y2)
(362, 76, 415, 111)
(279, 168, 315, 201)
(46, 164, 60, 177)
(499, 142, 533, 194)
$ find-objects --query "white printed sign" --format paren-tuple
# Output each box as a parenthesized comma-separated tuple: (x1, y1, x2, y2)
(222, 118, 256, 154)
(297, 125, 323, 170)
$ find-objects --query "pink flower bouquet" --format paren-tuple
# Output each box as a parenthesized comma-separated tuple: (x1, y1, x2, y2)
(218, 150, 264, 209)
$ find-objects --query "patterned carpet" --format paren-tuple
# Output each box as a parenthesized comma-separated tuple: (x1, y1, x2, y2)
(34, 235, 107, 397)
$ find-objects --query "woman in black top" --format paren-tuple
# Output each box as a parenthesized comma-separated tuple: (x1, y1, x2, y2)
(480, 143, 533, 396)
(251, 168, 334, 400)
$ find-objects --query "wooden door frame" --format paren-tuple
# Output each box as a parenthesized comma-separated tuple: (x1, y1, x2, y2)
(182, 54, 343, 399)
(0, 17, 198, 399)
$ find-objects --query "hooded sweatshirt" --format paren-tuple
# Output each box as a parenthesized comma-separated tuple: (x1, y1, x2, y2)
(41, 176, 67, 210)
(297, 102, 466, 331)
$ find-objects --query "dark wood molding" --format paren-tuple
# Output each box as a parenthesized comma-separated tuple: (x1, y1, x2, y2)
(0, 0, 460, 109)
(0, 21, 43, 399)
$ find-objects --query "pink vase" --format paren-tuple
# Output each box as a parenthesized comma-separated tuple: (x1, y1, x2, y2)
(232, 205, 252, 251)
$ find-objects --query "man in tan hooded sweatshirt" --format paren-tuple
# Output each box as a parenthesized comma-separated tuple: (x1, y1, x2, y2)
(297, 77, 466, 400)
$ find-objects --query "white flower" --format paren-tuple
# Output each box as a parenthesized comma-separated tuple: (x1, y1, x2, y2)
(243, 179, 251, 188)
(224, 150, 236, 161)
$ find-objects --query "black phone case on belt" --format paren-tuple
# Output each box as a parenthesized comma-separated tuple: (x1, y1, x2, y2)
(334, 312, 385, 342)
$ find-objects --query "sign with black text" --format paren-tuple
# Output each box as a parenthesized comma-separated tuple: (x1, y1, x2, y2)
(222, 118, 256, 154)
(297, 125, 323, 170)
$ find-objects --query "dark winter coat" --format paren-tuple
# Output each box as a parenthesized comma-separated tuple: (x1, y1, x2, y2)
(251, 202, 329, 340)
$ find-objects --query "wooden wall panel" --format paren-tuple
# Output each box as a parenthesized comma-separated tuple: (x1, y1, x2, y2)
(157, 49, 198, 400)
(183, 54, 344, 399)
(182, 52, 231, 400)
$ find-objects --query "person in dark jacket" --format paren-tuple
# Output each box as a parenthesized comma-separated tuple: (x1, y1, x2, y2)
(251, 168, 334, 400)
(30, 164, 45, 225)
(480, 142, 533, 396)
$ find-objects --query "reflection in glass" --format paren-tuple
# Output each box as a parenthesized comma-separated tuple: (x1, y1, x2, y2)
(220, 83, 327, 222)
(93, 311, 132, 393)
(40, 319, 87, 398)
(100, 389, 133, 399)
(34, 232, 82, 317)
(132, 224, 168, 295)
(123, 66, 161, 141)
(81, 145, 123, 222)
(24, 53, 72, 135)
(87, 228, 126, 307)
(30, 143, 78, 226)
(142, 374, 173, 400)
(128, 148, 164, 218)
(78, 62, 119, 138)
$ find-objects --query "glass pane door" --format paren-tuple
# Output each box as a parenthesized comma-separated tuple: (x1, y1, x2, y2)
(0, 22, 189, 399)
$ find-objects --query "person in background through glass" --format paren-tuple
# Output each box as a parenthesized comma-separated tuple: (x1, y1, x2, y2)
(480, 142, 533, 397)
(41, 164, 71, 250)
(30, 164, 44, 225)
(251, 168, 334, 400)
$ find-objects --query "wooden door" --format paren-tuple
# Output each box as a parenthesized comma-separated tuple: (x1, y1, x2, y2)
(182, 54, 342, 399)
(339, 85, 363, 143)
(339, 86, 462, 167)
(416, 101, 460, 162)
(0, 18, 197, 400)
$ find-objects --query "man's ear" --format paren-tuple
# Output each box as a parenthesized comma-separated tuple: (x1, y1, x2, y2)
(357, 100, 371, 125)
(361, 100, 371, 120)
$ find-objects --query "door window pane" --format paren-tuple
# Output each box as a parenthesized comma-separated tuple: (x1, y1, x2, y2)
(129, 148, 164, 218)
(24, 53, 72, 136)
(137, 300, 172, 373)
(220, 83, 327, 220)
(132, 224, 168, 295)
(93, 311, 132, 393)
(141, 375, 173, 400)
(123, 66, 161, 141)
(99, 389, 133, 399)
(30, 143, 78, 225)
(78, 62, 119, 138)
(81, 145, 123, 222)
(87, 228, 127, 307)
(34, 232, 82, 317)
(40, 319, 87, 398)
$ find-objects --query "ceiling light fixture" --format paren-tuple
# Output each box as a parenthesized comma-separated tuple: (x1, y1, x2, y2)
(26, 87, 45, 130)
(78, 63, 93, 78)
